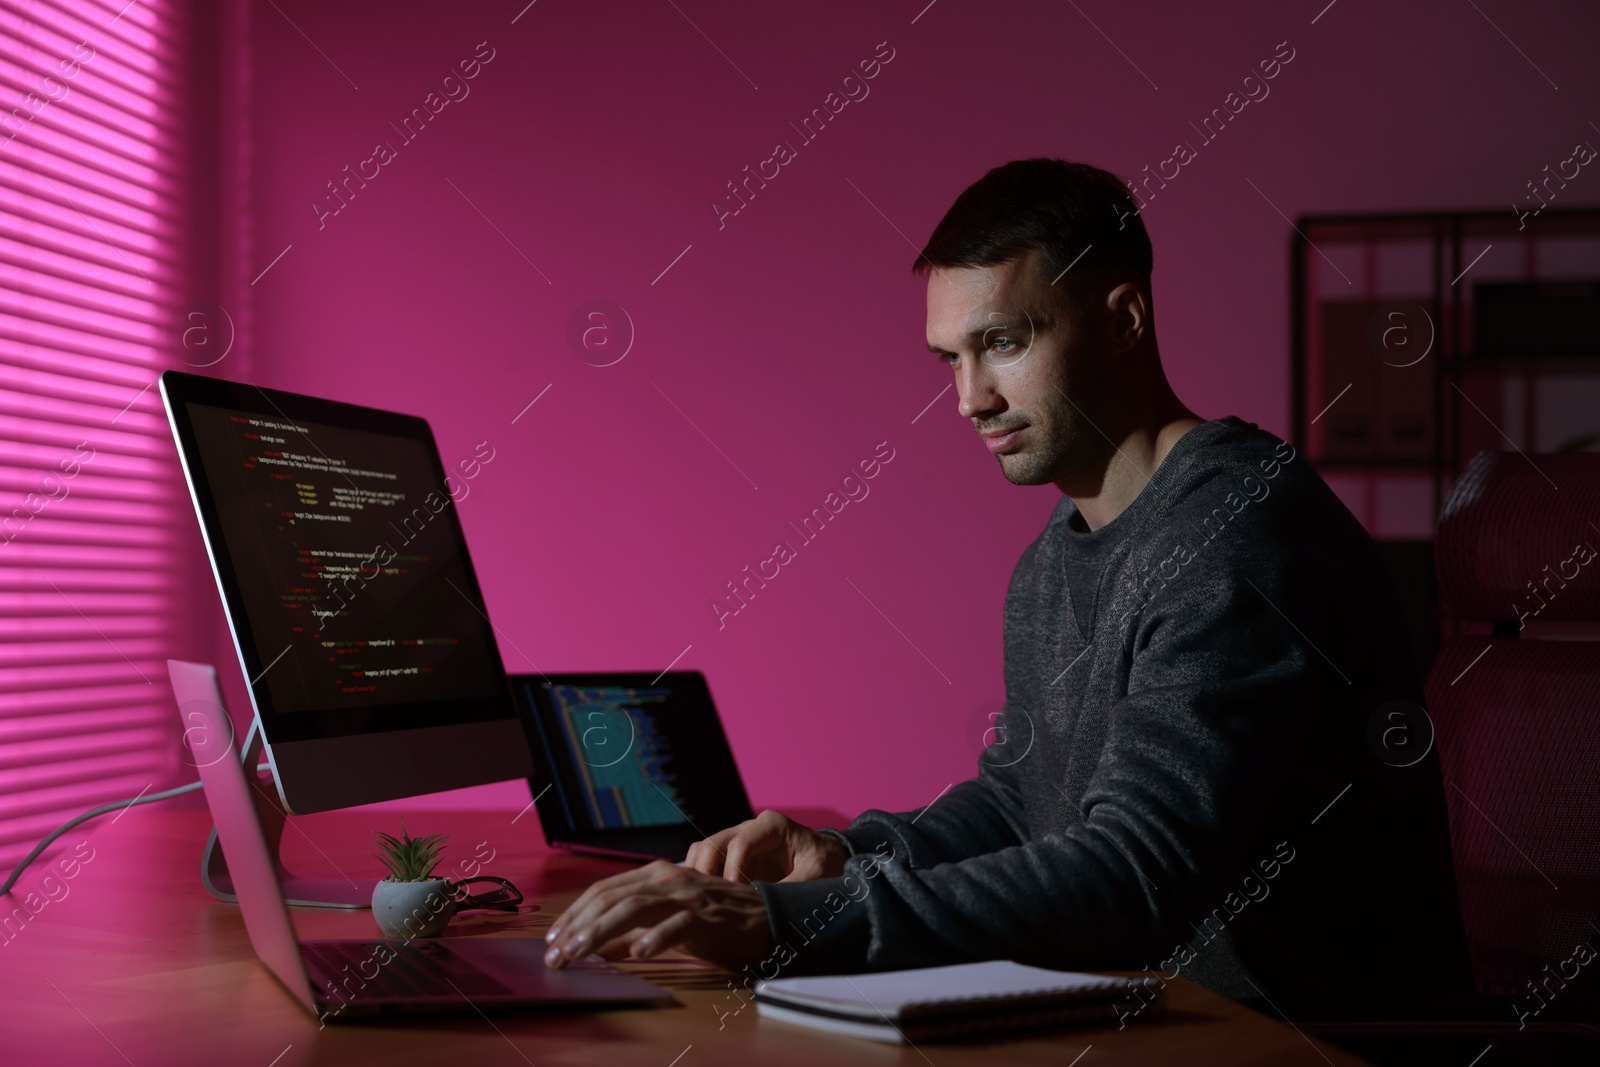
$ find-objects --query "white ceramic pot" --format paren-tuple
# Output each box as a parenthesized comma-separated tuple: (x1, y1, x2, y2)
(371, 877, 456, 938)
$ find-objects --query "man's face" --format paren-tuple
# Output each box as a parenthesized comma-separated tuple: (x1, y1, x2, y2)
(925, 248, 1108, 486)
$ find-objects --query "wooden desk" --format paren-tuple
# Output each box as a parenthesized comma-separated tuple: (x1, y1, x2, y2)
(0, 801, 1373, 1066)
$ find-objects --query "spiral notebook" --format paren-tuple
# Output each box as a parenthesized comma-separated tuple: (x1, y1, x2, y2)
(752, 960, 1165, 1043)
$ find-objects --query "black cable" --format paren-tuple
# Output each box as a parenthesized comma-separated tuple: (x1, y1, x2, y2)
(0, 762, 272, 897)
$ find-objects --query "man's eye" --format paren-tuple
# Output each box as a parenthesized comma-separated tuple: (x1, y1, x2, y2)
(990, 337, 1015, 353)
(936, 351, 959, 367)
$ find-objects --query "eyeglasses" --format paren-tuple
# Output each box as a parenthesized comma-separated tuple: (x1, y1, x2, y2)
(447, 876, 523, 913)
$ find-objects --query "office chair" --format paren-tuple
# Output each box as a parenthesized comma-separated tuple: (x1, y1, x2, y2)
(1309, 449, 1600, 1066)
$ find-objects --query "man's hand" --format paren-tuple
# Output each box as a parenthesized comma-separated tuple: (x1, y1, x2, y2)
(683, 809, 849, 883)
(543, 861, 775, 971)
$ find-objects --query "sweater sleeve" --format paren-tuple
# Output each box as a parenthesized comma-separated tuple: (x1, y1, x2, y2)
(755, 519, 1343, 976)
(816, 709, 1032, 869)
(815, 539, 1047, 870)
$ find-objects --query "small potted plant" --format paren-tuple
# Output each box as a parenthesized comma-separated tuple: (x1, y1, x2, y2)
(370, 818, 455, 938)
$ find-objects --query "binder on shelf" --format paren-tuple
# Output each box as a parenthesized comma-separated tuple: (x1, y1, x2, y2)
(1317, 298, 1436, 462)
(1318, 299, 1379, 461)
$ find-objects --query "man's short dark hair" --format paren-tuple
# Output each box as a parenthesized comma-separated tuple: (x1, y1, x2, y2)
(912, 157, 1153, 313)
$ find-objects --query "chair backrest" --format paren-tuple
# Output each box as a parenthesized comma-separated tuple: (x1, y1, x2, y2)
(1427, 450, 1600, 1020)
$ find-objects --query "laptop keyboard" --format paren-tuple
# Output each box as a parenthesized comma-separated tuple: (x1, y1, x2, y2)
(302, 940, 513, 999)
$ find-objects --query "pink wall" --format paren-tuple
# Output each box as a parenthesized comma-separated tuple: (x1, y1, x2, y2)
(226, 0, 1600, 819)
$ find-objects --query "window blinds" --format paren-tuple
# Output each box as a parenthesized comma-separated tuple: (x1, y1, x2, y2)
(0, 0, 189, 869)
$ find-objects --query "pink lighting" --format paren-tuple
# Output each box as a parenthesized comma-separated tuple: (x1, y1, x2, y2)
(0, 0, 1595, 867)
(0, 6, 1596, 1063)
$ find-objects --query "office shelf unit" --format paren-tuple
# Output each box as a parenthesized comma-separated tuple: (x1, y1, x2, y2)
(1289, 207, 1600, 672)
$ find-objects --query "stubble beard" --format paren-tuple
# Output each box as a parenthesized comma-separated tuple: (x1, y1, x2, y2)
(998, 403, 1113, 486)
(997, 412, 1079, 486)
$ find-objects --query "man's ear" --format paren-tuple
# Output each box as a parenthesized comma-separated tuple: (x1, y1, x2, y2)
(1106, 283, 1150, 355)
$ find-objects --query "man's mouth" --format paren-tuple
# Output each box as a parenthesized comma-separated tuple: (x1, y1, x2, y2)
(980, 426, 1025, 454)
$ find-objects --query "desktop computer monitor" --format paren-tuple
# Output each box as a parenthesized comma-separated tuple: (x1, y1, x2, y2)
(160, 370, 533, 815)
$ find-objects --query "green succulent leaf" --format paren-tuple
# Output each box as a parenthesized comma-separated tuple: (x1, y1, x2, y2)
(370, 816, 451, 882)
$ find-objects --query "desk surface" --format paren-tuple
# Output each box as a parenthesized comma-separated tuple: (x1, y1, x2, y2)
(0, 801, 1373, 1066)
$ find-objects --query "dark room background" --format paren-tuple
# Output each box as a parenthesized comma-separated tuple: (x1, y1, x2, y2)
(4, 0, 1597, 855)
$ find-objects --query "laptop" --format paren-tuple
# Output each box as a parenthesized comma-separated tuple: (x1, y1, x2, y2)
(511, 671, 755, 862)
(168, 659, 673, 1025)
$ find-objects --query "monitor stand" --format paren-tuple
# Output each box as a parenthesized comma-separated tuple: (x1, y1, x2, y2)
(200, 716, 376, 909)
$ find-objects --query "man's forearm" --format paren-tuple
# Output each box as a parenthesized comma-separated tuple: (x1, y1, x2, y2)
(753, 807, 1172, 979)
(821, 769, 1029, 870)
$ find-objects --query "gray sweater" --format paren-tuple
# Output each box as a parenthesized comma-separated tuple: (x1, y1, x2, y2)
(753, 416, 1474, 1013)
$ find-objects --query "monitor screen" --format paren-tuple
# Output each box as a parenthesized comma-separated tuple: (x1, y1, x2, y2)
(162, 371, 514, 745)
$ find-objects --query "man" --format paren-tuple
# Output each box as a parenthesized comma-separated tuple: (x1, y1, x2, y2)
(543, 158, 1474, 1015)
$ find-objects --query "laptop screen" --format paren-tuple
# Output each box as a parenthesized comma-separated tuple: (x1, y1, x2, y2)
(513, 672, 754, 851)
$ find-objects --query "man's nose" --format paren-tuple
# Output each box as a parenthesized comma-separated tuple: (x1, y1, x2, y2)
(955, 359, 1003, 422)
